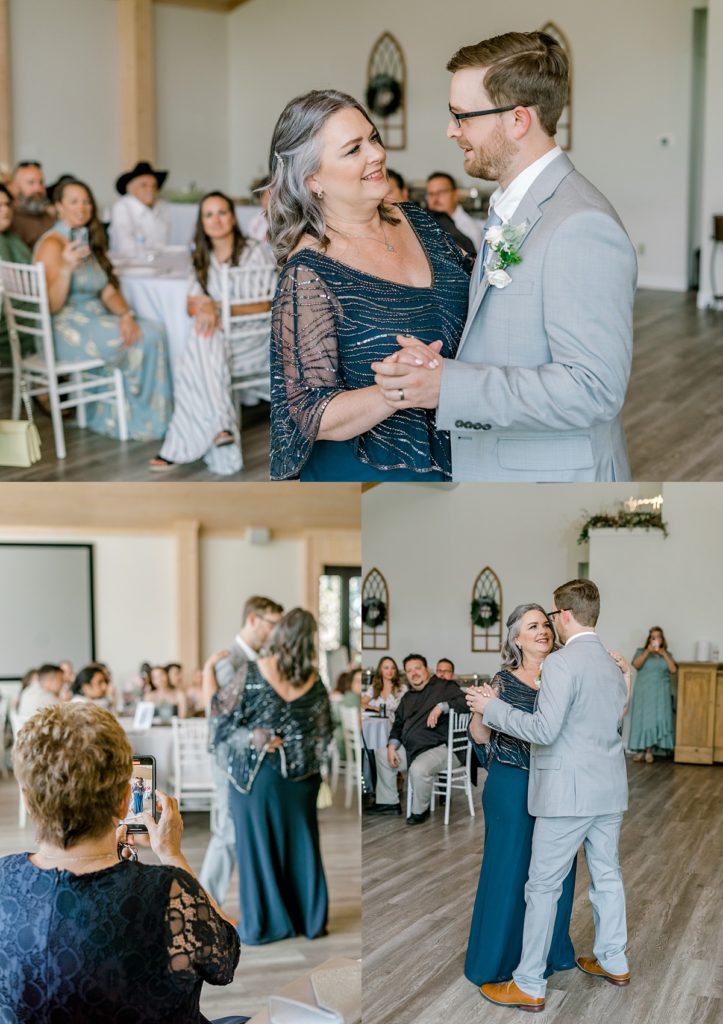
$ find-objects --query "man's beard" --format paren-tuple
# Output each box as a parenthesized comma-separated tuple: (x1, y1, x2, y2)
(16, 195, 51, 216)
(464, 127, 517, 183)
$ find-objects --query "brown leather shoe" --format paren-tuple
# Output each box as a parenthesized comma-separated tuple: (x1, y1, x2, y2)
(480, 980, 545, 1012)
(576, 956, 630, 986)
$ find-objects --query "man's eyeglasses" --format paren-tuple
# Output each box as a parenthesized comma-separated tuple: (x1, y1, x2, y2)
(257, 614, 281, 625)
(546, 609, 569, 619)
(448, 104, 521, 129)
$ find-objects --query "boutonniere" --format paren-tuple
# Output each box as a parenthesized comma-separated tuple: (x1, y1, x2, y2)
(484, 220, 529, 289)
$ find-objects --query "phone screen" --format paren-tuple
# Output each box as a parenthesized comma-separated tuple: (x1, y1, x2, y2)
(70, 226, 89, 247)
(122, 755, 156, 833)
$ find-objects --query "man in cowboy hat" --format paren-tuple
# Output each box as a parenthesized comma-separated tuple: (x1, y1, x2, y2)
(109, 160, 171, 255)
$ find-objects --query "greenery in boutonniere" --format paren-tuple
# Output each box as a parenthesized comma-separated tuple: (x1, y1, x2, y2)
(484, 221, 528, 288)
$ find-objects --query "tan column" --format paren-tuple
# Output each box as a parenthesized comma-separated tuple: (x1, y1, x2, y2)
(0, 0, 11, 170)
(118, 0, 156, 166)
(175, 519, 200, 676)
(303, 529, 362, 622)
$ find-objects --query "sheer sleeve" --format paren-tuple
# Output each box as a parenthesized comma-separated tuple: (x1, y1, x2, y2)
(269, 261, 345, 479)
(165, 868, 240, 985)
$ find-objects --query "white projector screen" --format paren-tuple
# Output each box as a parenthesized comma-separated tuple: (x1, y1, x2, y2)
(0, 543, 95, 681)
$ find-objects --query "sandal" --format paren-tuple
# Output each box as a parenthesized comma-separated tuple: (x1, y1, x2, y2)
(632, 753, 645, 762)
(148, 455, 177, 472)
(644, 751, 654, 763)
(213, 431, 235, 448)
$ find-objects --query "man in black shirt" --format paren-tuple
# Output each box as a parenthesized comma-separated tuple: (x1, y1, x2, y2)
(368, 653, 468, 824)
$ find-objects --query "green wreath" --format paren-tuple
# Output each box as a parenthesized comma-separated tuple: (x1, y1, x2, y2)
(362, 596, 387, 628)
(471, 597, 500, 630)
(366, 74, 403, 118)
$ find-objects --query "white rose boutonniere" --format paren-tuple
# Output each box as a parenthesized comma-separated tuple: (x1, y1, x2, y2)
(484, 219, 529, 289)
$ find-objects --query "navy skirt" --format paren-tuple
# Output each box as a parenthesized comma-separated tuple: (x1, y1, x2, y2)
(229, 759, 328, 945)
(464, 759, 577, 985)
(300, 440, 447, 482)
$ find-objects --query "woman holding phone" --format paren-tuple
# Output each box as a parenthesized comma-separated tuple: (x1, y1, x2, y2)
(628, 626, 677, 762)
(33, 178, 172, 441)
(0, 703, 248, 1023)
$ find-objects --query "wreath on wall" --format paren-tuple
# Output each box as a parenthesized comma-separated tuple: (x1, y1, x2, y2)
(365, 73, 403, 118)
(577, 510, 668, 545)
(362, 596, 387, 628)
(471, 597, 500, 630)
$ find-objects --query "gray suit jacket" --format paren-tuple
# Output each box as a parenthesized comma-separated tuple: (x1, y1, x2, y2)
(483, 633, 628, 817)
(437, 153, 637, 482)
(214, 639, 251, 691)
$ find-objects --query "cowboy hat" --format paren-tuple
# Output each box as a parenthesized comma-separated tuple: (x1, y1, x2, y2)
(115, 161, 168, 196)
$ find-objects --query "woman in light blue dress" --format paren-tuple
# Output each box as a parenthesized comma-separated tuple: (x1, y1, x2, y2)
(629, 626, 677, 761)
(34, 179, 171, 440)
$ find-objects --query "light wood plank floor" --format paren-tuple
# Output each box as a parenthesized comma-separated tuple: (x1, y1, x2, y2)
(0, 777, 360, 1020)
(1, 289, 722, 482)
(362, 757, 723, 1024)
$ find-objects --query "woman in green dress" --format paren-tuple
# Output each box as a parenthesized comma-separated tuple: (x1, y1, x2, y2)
(0, 183, 32, 366)
(629, 626, 677, 762)
(33, 179, 171, 440)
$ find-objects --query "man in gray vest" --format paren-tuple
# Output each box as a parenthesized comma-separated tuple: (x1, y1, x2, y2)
(199, 594, 283, 904)
(469, 578, 629, 1012)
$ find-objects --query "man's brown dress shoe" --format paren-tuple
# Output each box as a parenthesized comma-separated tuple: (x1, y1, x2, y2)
(480, 979, 545, 1012)
(576, 956, 630, 986)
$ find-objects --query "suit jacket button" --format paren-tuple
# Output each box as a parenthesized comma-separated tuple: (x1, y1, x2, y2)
(464, 421, 474, 429)
(482, 424, 492, 430)
(455, 420, 464, 428)
(473, 423, 482, 430)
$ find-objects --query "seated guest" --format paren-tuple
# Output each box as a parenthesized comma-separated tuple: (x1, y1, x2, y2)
(366, 655, 405, 717)
(368, 653, 468, 823)
(109, 160, 171, 255)
(435, 657, 456, 680)
(150, 191, 275, 474)
(0, 183, 32, 365)
(247, 176, 272, 244)
(332, 666, 362, 757)
(17, 663, 64, 717)
(145, 664, 188, 720)
(385, 169, 410, 203)
(425, 171, 483, 252)
(69, 664, 110, 704)
(59, 659, 75, 687)
(1, 703, 245, 1023)
(9, 160, 56, 248)
(34, 178, 172, 440)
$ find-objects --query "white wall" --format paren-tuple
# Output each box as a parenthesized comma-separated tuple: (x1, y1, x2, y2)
(9, 0, 120, 205)
(362, 482, 659, 676)
(154, 4, 230, 194)
(228, 0, 702, 289)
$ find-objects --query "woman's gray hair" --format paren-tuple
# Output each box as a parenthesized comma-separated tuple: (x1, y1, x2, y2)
(264, 607, 317, 686)
(267, 88, 398, 265)
(500, 603, 557, 670)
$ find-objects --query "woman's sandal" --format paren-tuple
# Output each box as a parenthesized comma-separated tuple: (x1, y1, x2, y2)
(213, 431, 235, 448)
(148, 455, 177, 472)
(644, 751, 654, 763)
(632, 753, 645, 762)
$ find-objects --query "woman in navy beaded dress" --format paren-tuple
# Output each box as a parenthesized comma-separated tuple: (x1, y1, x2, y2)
(463, 604, 577, 987)
(267, 90, 471, 481)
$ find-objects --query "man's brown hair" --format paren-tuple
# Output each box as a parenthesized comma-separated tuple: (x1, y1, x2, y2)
(447, 31, 568, 137)
(242, 595, 284, 623)
(553, 579, 600, 627)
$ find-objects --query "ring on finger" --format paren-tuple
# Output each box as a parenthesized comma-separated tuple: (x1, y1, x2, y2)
(398, 387, 405, 402)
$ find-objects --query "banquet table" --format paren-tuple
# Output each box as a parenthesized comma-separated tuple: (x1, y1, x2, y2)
(119, 718, 175, 790)
(168, 202, 260, 247)
(361, 713, 391, 751)
(115, 248, 192, 381)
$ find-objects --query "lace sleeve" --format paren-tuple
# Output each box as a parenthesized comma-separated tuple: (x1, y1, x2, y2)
(269, 261, 345, 479)
(165, 868, 240, 986)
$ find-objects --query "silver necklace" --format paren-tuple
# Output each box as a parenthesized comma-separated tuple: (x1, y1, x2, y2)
(328, 220, 396, 253)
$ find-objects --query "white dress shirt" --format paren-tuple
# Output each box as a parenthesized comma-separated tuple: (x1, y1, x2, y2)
(452, 204, 484, 250)
(488, 145, 562, 223)
(109, 194, 172, 254)
(17, 682, 60, 718)
(234, 633, 258, 661)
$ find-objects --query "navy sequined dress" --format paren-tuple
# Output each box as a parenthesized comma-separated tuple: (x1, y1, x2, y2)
(465, 671, 577, 986)
(269, 203, 471, 481)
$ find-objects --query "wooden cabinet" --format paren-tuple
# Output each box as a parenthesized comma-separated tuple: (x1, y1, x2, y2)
(674, 662, 723, 764)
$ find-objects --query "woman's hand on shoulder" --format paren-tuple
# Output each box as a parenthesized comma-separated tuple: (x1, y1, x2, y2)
(608, 650, 630, 675)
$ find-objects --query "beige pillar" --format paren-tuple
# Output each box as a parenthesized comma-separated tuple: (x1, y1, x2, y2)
(175, 519, 200, 675)
(0, 0, 11, 171)
(118, 0, 156, 166)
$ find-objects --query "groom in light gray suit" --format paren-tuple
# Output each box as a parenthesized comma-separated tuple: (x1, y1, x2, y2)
(469, 579, 630, 1012)
(373, 31, 637, 482)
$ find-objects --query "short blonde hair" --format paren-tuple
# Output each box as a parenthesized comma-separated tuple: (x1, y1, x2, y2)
(14, 703, 132, 848)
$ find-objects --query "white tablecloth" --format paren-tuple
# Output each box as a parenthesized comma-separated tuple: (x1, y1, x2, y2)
(168, 203, 260, 247)
(361, 714, 391, 751)
(116, 249, 191, 380)
(119, 719, 175, 790)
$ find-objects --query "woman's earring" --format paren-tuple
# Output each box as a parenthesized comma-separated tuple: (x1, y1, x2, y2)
(314, 188, 324, 199)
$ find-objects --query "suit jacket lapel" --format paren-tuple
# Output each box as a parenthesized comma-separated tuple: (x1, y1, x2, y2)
(456, 153, 575, 360)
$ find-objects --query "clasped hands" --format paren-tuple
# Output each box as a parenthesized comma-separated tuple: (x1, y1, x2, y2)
(465, 683, 498, 716)
(371, 335, 444, 410)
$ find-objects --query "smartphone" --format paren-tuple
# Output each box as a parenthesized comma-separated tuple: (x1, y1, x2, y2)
(70, 226, 89, 247)
(122, 755, 156, 833)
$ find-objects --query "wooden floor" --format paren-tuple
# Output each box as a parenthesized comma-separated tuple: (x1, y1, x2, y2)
(0, 776, 360, 1020)
(1, 289, 722, 482)
(362, 757, 723, 1024)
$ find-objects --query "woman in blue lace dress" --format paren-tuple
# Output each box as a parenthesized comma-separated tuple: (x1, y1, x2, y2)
(209, 608, 333, 945)
(0, 702, 246, 1024)
(34, 178, 172, 440)
(463, 604, 577, 987)
(267, 90, 471, 481)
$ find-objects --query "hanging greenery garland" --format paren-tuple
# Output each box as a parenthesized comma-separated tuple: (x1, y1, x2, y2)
(362, 596, 387, 628)
(366, 73, 403, 118)
(577, 510, 668, 545)
(471, 597, 500, 630)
